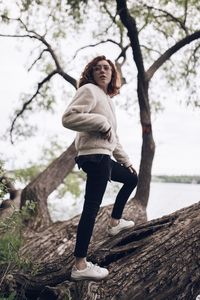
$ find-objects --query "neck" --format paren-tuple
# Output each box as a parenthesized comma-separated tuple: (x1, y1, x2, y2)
(98, 85, 108, 94)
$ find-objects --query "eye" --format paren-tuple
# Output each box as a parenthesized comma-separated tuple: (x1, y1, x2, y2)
(93, 66, 101, 72)
(93, 65, 111, 72)
(104, 65, 110, 71)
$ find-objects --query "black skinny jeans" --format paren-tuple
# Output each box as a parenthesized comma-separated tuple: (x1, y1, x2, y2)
(74, 155, 138, 258)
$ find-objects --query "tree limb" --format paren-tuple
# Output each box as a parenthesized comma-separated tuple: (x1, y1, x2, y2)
(115, 43, 130, 63)
(146, 30, 200, 81)
(27, 49, 49, 72)
(183, 0, 189, 26)
(99, 2, 118, 35)
(72, 39, 120, 60)
(116, 0, 146, 82)
(144, 4, 188, 34)
(1, 16, 64, 71)
(10, 70, 57, 144)
(1, 16, 77, 141)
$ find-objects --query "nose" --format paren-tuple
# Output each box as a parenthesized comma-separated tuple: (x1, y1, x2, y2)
(100, 68, 105, 73)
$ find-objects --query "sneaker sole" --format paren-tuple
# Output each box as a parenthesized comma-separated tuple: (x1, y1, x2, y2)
(71, 274, 109, 281)
(108, 224, 134, 236)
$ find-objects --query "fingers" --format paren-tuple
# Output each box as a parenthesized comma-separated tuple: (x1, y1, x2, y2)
(128, 165, 137, 174)
(104, 131, 112, 141)
(100, 128, 112, 141)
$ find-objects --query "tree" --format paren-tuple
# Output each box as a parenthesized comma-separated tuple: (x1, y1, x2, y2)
(1, 0, 200, 225)
(116, 0, 200, 216)
(1, 201, 200, 299)
(1, 1, 200, 298)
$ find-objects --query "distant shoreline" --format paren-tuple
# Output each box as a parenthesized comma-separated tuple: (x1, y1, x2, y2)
(152, 175, 200, 184)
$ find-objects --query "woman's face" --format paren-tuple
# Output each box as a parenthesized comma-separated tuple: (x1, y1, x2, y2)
(92, 60, 112, 93)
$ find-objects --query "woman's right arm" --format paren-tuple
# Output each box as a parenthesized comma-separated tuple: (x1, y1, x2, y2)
(62, 85, 110, 133)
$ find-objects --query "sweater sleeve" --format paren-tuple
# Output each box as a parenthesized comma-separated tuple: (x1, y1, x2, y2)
(113, 135, 132, 167)
(62, 85, 111, 133)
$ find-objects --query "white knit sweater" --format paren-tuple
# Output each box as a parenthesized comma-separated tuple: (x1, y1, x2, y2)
(62, 83, 131, 167)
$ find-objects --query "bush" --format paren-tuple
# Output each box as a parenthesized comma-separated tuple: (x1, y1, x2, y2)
(0, 200, 36, 268)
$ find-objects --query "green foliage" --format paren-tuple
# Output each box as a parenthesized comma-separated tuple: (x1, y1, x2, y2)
(0, 201, 36, 267)
(11, 139, 84, 199)
(36, 85, 56, 112)
(21, 0, 32, 11)
(1, 0, 200, 152)
(14, 165, 44, 184)
(57, 171, 84, 199)
(40, 139, 65, 164)
(66, 0, 89, 17)
(0, 291, 16, 300)
(0, 162, 7, 201)
(1, 10, 9, 24)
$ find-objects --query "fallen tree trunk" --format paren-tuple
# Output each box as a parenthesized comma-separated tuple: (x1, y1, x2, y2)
(19, 199, 146, 265)
(1, 200, 200, 299)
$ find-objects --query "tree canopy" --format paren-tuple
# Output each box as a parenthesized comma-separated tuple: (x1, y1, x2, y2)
(1, 0, 200, 215)
(1, 0, 200, 144)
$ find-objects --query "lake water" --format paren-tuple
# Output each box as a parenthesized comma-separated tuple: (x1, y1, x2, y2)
(48, 182, 200, 222)
(147, 182, 200, 219)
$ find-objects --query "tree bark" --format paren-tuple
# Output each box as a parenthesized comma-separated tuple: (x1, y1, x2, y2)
(0, 176, 22, 220)
(1, 201, 200, 299)
(116, 0, 155, 211)
(20, 141, 77, 229)
(0, 190, 22, 220)
(134, 79, 155, 208)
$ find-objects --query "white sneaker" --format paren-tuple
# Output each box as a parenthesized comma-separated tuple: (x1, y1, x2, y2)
(107, 219, 135, 236)
(71, 261, 109, 281)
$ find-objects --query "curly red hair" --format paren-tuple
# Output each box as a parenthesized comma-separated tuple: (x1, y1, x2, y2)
(78, 55, 121, 96)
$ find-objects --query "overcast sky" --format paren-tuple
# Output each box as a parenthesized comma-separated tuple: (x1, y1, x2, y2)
(0, 38, 200, 175)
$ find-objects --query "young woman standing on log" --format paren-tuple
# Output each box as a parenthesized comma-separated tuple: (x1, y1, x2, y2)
(62, 55, 138, 281)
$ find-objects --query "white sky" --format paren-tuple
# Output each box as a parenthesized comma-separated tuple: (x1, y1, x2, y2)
(0, 38, 200, 175)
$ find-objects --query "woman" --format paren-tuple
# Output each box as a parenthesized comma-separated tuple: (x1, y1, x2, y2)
(62, 55, 138, 281)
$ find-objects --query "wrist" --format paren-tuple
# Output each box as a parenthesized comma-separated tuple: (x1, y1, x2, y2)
(102, 127, 111, 134)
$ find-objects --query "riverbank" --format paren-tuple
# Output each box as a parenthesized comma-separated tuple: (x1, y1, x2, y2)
(152, 175, 200, 184)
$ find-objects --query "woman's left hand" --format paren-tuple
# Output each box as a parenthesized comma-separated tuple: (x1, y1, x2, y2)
(128, 165, 137, 174)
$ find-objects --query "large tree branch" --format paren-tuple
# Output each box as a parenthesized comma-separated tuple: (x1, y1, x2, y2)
(20, 141, 77, 229)
(57, 70, 77, 88)
(2, 201, 200, 299)
(146, 30, 200, 81)
(116, 0, 146, 82)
